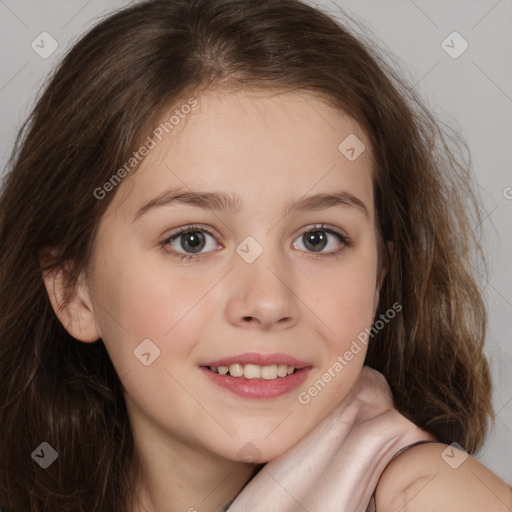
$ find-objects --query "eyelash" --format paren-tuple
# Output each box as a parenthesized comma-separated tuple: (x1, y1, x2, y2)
(160, 223, 352, 263)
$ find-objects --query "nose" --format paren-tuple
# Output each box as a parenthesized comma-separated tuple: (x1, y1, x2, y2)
(224, 242, 300, 331)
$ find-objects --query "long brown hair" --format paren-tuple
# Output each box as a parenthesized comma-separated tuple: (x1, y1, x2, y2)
(0, 0, 492, 510)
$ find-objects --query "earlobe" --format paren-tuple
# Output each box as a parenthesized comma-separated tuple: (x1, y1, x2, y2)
(378, 241, 394, 288)
(372, 288, 380, 318)
(386, 241, 394, 260)
(41, 265, 101, 343)
(373, 240, 394, 317)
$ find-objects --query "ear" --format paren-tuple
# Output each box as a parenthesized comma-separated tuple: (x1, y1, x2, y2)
(41, 264, 101, 343)
(373, 241, 394, 316)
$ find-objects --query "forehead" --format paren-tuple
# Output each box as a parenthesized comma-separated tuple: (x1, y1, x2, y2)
(105, 88, 374, 222)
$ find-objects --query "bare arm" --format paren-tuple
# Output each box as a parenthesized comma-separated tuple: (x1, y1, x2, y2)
(375, 442, 512, 512)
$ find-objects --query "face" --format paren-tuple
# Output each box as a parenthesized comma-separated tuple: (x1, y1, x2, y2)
(81, 88, 381, 463)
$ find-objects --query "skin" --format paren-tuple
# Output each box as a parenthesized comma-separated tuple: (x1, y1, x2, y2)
(42, 87, 512, 511)
(44, 88, 382, 511)
(376, 442, 512, 512)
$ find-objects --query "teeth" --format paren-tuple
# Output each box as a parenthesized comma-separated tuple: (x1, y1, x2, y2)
(208, 363, 297, 379)
(244, 364, 261, 379)
(277, 364, 288, 377)
(229, 363, 244, 377)
(261, 365, 277, 380)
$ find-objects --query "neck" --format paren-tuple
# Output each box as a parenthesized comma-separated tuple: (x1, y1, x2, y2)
(135, 456, 260, 512)
(129, 423, 260, 512)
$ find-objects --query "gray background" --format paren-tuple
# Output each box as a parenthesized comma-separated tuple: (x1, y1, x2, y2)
(0, 0, 510, 483)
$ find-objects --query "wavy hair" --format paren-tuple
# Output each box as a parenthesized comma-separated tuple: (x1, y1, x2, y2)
(0, 0, 492, 510)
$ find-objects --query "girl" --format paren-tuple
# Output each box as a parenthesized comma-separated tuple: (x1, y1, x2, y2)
(0, 0, 510, 510)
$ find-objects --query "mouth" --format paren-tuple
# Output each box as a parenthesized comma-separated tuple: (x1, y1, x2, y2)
(204, 363, 299, 380)
(199, 352, 312, 399)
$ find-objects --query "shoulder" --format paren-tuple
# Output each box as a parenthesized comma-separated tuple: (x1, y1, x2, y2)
(374, 442, 512, 512)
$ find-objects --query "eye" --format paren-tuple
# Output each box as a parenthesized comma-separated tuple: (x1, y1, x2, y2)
(161, 225, 220, 262)
(161, 223, 351, 263)
(292, 224, 351, 256)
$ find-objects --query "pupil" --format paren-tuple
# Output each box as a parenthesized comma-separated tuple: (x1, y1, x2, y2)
(183, 232, 204, 253)
(305, 231, 327, 252)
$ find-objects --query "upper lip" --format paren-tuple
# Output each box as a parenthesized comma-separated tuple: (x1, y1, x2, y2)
(200, 352, 311, 369)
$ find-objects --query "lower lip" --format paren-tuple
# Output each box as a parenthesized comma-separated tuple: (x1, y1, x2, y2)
(200, 366, 312, 399)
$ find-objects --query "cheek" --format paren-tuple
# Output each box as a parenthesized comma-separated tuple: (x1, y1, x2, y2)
(290, 257, 378, 424)
(309, 255, 379, 348)
(90, 248, 213, 371)
(310, 273, 375, 388)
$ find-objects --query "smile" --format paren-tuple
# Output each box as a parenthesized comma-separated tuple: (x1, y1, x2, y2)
(199, 352, 312, 399)
(208, 363, 297, 379)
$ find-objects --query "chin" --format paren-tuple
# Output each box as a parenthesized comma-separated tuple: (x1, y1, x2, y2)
(218, 433, 302, 464)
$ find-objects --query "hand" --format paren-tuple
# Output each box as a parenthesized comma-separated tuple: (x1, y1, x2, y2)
(228, 366, 435, 512)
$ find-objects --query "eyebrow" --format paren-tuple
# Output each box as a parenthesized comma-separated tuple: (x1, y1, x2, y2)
(133, 185, 369, 221)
